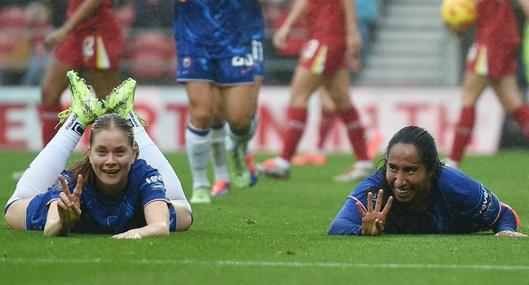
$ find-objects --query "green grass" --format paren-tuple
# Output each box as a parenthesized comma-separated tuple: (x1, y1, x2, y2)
(1, 150, 529, 284)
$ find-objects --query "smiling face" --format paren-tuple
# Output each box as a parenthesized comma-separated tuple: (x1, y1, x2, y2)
(385, 143, 433, 203)
(89, 128, 137, 194)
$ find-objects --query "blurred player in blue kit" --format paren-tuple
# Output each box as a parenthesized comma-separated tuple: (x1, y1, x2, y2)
(4, 71, 192, 238)
(329, 126, 526, 237)
(173, 0, 264, 204)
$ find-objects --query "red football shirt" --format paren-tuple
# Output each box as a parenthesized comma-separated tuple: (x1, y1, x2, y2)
(66, 0, 116, 31)
(306, 0, 346, 46)
(475, 0, 520, 44)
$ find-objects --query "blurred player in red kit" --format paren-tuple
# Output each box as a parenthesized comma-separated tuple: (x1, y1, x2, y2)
(39, 0, 124, 146)
(259, 0, 373, 182)
(447, 0, 529, 168)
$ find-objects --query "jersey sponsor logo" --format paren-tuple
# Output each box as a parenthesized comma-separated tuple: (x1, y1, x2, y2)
(151, 183, 164, 191)
(480, 185, 492, 214)
(146, 174, 163, 184)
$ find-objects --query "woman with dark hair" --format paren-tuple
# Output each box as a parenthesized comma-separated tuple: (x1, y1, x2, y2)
(329, 126, 525, 237)
(4, 71, 192, 238)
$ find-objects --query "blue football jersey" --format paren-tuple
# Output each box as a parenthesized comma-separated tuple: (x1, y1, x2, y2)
(238, 0, 265, 41)
(329, 166, 504, 235)
(25, 159, 176, 233)
(173, 0, 260, 58)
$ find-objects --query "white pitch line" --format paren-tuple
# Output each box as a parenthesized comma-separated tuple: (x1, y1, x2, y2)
(1, 257, 529, 271)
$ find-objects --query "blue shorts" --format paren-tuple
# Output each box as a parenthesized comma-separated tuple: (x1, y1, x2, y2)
(251, 40, 265, 78)
(176, 54, 258, 86)
(26, 190, 60, 231)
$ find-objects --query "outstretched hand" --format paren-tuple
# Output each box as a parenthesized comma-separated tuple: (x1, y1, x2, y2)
(57, 174, 83, 230)
(112, 229, 142, 240)
(495, 230, 527, 238)
(355, 189, 393, 236)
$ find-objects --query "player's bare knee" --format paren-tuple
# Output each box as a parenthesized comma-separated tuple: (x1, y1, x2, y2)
(171, 201, 193, 231)
(4, 201, 28, 230)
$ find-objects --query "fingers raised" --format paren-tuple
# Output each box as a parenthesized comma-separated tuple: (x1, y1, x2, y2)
(374, 189, 384, 212)
(382, 196, 393, 217)
(73, 174, 84, 199)
(58, 175, 72, 200)
(366, 192, 373, 212)
(355, 202, 367, 217)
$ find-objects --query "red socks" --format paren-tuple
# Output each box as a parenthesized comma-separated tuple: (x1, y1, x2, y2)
(338, 107, 369, 161)
(280, 107, 307, 161)
(512, 105, 529, 138)
(449, 106, 476, 162)
(317, 110, 337, 149)
(39, 104, 62, 147)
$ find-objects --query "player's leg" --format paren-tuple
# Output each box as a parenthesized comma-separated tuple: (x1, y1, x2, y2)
(222, 83, 257, 187)
(492, 75, 529, 139)
(324, 69, 372, 182)
(317, 88, 337, 155)
(448, 42, 492, 168)
(5, 71, 101, 228)
(292, 88, 334, 166)
(447, 71, 488, 168)
(185, 81, 216, 203)
(209, 86, 231, 196)
(216, 52, 260, 188)
(260, 65, 321, 179)
(39, 58, 73, 146)
(86, 69, 120, 100)
(245, 76, 263, 186)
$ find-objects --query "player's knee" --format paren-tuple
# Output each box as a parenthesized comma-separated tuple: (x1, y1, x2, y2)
(171, 200, 193, 231)
(176, 208, 193, 231)
(4, 202, 27, 230)
(189, 109, 214, 128)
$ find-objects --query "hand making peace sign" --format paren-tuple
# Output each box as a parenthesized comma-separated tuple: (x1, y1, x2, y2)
(57, 174, 83, 230)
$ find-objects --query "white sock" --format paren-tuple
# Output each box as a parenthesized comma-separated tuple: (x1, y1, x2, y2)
(186, 124, 211, 189)
(227, 116, 257, 155)
(6, 114, 84, 207)
(210, 124, 230, 182)
(130, 112, 191, 212)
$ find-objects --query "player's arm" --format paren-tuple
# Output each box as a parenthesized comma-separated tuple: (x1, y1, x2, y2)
(112, 201, 170, 239)
(273, 0, 307, 49)
(493, 203, 527, 237)
(43, 202, 70, 236)
(328, 193, 367, 236)
(342, 0, 362, 65)
(44, 0, 104, 51)
(44, 175, 83, 237)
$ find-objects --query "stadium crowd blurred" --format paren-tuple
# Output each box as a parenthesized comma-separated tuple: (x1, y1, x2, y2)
(0, 0, 381, 86)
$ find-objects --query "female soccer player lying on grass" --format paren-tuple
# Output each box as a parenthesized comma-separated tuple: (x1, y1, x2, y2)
(328, 126, 526, 237)
(4, 71, 192, 238)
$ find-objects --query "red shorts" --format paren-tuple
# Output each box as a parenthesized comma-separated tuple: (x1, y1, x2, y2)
(298, 38, 347, 76)
(465, 41, 519, 79)
(55, 25, 124, 70)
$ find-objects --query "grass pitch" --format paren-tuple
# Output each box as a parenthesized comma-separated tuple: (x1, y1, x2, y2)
(1, 150, 528, 285)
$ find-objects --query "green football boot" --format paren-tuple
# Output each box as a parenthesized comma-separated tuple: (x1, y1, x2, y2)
(58, 70, 104, 127)
(103, 78, 137, 118)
